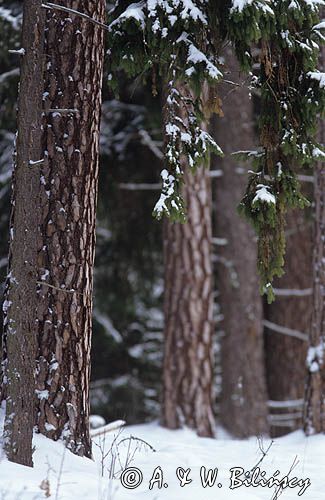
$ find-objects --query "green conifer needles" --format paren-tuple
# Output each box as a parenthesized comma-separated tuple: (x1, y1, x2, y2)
(234, 0, 324, 301)
(107, 1, 223, 221)
(108, 0, 324, 300)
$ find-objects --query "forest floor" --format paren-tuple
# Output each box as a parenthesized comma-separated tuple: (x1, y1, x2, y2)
(0, 409, 324, 500)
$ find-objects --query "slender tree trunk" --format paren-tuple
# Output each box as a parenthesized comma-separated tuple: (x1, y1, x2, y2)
(162, 81, 215, 437)
(213, 47, 269, 437)
(2, 0, 45, 466)
(265, 209, 312, 436)
(162, 83, 215, 436)
(304, 46, 325, 435)
(35, 1, 105, 457)
(162, 163, 215, 437)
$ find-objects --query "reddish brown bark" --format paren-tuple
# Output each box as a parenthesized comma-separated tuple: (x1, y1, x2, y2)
(3, 0, 45, 466)
(35, 1, 105, 457)
(162, 164, 215, 437)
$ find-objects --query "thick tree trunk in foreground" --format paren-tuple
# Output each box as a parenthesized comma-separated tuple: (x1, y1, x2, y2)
(2, 0, 45, 466)
(214, 48, 269, 437)
(304, 47, 325, 435)
(162, 161, 215, 437)
(265, 209, 312, 437)
(35, 2, 105, 457)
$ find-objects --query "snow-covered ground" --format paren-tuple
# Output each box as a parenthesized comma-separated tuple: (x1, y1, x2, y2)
(0, 412, 324, 500)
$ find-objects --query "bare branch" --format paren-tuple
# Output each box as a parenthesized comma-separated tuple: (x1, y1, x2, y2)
(271, 456, 299, 500)
(47, 108, 79, 114)
(209, 169, 223, 178)
(248, 437, 274, 478)
(0, 68, 19, 84)
(8, 48, 25, 56)
(212, 237, 228, 246)
(273, 287, 312, 297)
(263, 319, 308, 342)
(118, 172, 224, 191)
(268, 412, 302, 422)
(268, 399, 304, 409)
(90, 420, 126, 438)
(42, 2, 109, 31)
(117, 435, 156, 453)
(36, 281, 82, 296)
(119, 182, 161, 191)
(297, 174, 314, 183)
(138, 129, 164, 160)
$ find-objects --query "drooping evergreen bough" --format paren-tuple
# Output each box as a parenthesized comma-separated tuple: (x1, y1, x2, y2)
(108, 0, 324, 302)
(232, 0, 325, 302)
(107, 0, 224, 221)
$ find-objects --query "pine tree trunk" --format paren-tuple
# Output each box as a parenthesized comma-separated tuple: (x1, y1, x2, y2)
(265, 209, 312, 436)
(213, 47, 269, 437)
(35, 1, 105, 457)
(2, 0, 45, 466)
(303, 45, 325, 435)
(162, 145, 215, 437)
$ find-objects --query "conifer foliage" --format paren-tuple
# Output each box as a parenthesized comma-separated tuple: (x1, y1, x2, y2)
(108, 1, 223, 220)
(234, 0, 324, 301)
(108, 0, 324, 300)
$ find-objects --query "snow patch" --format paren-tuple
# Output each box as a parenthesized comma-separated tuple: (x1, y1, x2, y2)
(253, 185, 276, 205)
(308, 71, 325, 88)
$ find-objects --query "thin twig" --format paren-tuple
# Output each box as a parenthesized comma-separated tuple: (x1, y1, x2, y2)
(47, 108, 79, 114)
(117, 435, 156, 453)
(271, 456, 299, 500)
(273, 288, 312, 297)
(248, 436, 274, 477)
(118, 183, 161, 191)
(268, 399, 304, 409)
(55, 447, 66, 500)
(0, 68, 19, 84)
(91, 420, 126, 438)
(42, 3, 109, 31)
(263, 319, 308, 342)
(36, 281, 82, 296)
(223, 79, 244, 88)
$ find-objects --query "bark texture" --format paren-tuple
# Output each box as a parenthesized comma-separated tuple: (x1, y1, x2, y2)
(3, 0, 45, 466)
(265, 209, 312, 436)
(304, 46, 325, 435)
(214, 47, 269, 437)
(35, 1, 105, 457)
(162, 156, 215, 437)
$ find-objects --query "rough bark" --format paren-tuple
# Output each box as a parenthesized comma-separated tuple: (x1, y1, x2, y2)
(35, 1, 105, 457)
(303, 45, 325, 435)
(213, 47, 269, 437)
(2, 0, 45, 466)
(265, 209, 312, 437)
(162, 99, 215, 436)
